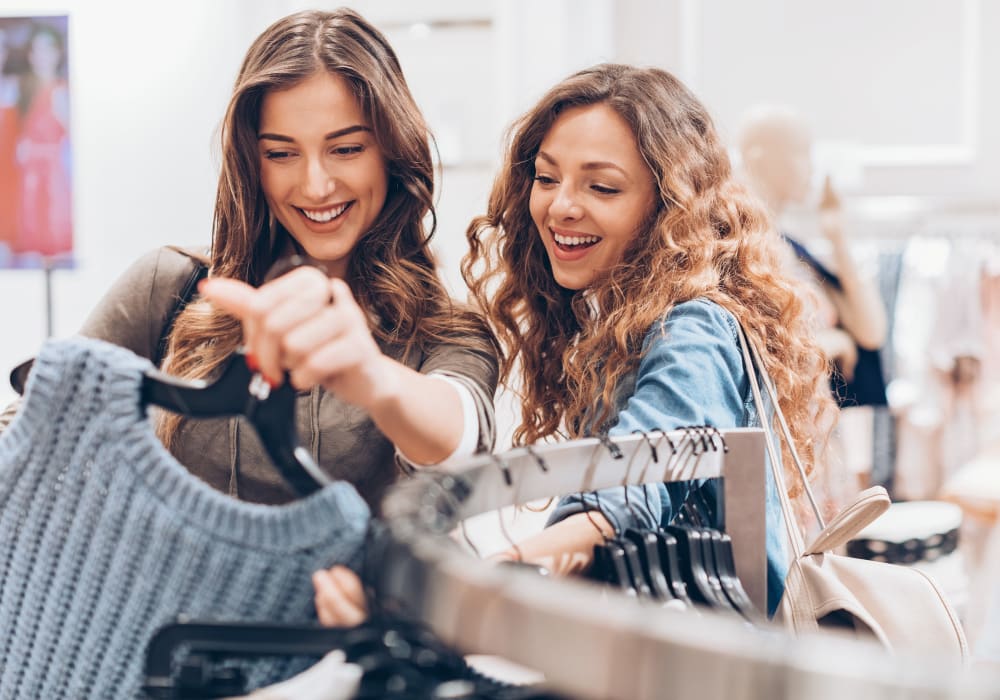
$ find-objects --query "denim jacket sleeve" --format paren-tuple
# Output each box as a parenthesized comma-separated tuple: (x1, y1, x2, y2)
(547, 299, 746, 533)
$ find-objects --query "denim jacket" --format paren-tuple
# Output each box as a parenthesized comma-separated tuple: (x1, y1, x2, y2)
(546, 298, 789, 616)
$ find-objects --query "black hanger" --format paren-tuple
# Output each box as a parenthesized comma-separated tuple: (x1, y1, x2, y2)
(140, 351, 330, 496)
(621, 432, 675, 602)
(592, 435, 652, 599)
(144, 617, 543, 699)
(660, 429, 729, 609)
(635, 429, 694, 607)
(143, 619, 357, 698)
(687, 477, 761, 622)
(580, 491, 638, 598)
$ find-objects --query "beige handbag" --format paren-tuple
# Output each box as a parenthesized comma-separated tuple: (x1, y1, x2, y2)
(736, 324, 968, 661)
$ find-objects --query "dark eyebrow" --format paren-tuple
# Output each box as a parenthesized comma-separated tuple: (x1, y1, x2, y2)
(258, 124, 372, 142)
(535, 150, 627, 177)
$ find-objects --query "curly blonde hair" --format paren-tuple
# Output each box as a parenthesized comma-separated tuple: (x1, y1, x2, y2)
(158, 9, 495, 449)
(463, 64, 834, 493)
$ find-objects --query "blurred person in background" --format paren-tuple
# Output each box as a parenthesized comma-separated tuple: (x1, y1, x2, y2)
(738, 105, 887, 504)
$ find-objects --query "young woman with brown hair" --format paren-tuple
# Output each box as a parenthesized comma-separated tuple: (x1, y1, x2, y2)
(1, 8, 499, 618)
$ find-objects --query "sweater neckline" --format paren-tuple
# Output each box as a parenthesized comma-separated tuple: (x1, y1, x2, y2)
(11, 336, 371, 553)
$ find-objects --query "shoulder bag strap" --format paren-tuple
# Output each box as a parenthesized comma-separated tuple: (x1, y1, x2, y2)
(152, 253, 209, 368)
(734, 323, 819, 558)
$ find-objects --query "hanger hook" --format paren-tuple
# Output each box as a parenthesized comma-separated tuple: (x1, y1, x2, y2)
(632, 429, 659, 464)
(597, 433, 623, 460)
(496, 506, 523, 562)
(712, 426, 729, 453)
(524, 444, 548, 473)
(585, 490, 613, 543)
(490, 454, 514, 488)
(437, 475, 481, 558)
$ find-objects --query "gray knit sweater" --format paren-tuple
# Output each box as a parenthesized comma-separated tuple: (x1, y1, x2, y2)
(0, 337, 371, 698)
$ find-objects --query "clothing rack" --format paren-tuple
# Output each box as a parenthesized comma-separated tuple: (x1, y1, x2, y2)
(392, 427, 767, 612)
(366, 427, 993, 699)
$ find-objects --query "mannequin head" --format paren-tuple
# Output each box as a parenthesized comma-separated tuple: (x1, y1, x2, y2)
(737, 105, 812, 216)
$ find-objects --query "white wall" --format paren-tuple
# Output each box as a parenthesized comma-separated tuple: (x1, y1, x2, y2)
(1, 0, 998, 409)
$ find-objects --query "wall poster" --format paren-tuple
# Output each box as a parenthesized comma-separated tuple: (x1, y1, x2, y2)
(0, 15, 71, 269)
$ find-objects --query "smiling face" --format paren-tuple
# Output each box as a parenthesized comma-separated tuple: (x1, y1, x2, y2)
(258, 70, 388, 278)
(529, 102, 656, 291)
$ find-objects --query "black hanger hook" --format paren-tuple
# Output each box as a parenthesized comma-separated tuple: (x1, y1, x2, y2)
(524, 444, 549, 473)
(631, 429, 659, 464)
(597, 433, 623, 460)
(490, 454, 514, 488)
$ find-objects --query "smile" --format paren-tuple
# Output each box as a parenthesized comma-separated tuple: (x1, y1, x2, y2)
(552, 230, 601, 252)
(298, 202, 352, 223)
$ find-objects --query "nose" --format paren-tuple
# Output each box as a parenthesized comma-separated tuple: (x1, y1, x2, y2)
(301, 156, 336, 201)
(549, 184, 583, 221)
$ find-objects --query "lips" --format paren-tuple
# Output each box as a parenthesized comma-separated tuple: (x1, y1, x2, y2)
(297, 201, 353, 224)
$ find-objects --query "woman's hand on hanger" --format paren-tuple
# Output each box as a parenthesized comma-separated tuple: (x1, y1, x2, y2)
(199, 267, 391, 410)
(312, 565, 368, 627)
(200, 266, 467, 465)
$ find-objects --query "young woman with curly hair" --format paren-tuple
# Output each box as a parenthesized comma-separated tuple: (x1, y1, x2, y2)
(463, 63, 835, 616)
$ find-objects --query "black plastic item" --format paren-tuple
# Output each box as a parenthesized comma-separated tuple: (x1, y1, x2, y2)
(663, 525, 723, 608)
(619, 536, 653, 599)
(654, 529, 693, 606)
(142, 620, 355, 698)
(710, 531, 761, 622)
(590, 542, 638, 598)
(623, 528, 674, 601)
(140, 351, 330, 496)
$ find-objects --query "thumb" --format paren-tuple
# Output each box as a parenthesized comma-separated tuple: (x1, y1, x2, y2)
(198, 277, 258, 320)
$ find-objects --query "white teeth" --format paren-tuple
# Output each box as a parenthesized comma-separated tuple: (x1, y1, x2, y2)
(553, 232, 599, 246)
(301, 202, 349, 223)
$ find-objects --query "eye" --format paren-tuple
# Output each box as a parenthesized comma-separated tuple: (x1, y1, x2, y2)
(591, 184, 620, 195)
(264, 150, 295, 161)
(533, 174, 557, 186)
(331, 144, 364, 157)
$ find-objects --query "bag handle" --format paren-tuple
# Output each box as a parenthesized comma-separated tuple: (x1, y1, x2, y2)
(735, 323, 819, 557)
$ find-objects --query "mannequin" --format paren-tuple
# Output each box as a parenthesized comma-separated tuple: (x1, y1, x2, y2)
(738, 105, 888, 497)
(738, 106, 886, 375)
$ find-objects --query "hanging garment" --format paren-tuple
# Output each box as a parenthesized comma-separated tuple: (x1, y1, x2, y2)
(0, 336, 371, 699)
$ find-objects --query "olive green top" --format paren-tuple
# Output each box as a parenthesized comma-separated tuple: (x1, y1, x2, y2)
(1, 247, 498, 512)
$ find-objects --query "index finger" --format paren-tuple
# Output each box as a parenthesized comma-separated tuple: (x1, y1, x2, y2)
(198, 278, 258, 320)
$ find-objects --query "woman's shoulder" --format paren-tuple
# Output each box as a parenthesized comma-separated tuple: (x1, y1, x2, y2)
(646, 297, 740, 345)
(121, 245, 206, 278)
(78, 246, 208, 359)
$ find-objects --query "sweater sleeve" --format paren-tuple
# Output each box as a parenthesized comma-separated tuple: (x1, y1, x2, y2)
(547, 299, 746, 534)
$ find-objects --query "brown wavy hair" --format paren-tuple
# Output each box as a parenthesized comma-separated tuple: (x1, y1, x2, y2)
(159, 8, 493, 448)
(463, 64, 834, 492)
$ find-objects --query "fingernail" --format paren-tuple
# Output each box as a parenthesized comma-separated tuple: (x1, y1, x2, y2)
(244, 352, 258, 372)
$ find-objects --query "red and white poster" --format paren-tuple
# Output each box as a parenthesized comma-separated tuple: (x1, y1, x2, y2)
(0, 15, 72, 269)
